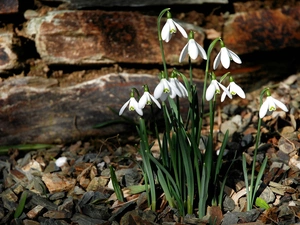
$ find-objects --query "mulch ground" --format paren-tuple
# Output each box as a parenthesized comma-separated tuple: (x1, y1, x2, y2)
(1, 73, 300, 225)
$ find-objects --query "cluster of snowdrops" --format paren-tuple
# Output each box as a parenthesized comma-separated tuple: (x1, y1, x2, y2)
(116, 8, 289, 218)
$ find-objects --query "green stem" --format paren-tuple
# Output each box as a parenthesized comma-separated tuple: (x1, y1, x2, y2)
(247, 88, 269, 210)
(198, 37, 221, 142)
(157, 8, 170, 78)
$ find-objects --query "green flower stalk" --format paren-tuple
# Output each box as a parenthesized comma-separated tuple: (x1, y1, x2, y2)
(243, 88, 288, 210)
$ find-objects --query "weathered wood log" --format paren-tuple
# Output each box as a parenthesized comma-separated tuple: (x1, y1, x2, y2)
(69, 0, 228, 8)
(0, 0, 18, 14)
(23, 10, 205, 66)
(0, 29, 18, 72)
(223, 6, 300, 55)
(0, 73, 203, 145)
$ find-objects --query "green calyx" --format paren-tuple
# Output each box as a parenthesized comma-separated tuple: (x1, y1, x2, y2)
(188, 30, 194, 40)
(166, 11, 172, 19)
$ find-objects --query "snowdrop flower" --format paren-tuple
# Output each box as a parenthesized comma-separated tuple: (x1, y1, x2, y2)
(259, 90, 288, 118)
(221, 76, 245, 102)
(119, 89, 143, 116)
(138, 85, 161, 109)
(213, 40, 242, 70)
(154, 73, 176, 101)
(206, 74, 232, 101)
(179, 31, 207, 62)
(169, 71, 188, 98)
(161, 11, 188, 42)
(55, 156, 67, 167)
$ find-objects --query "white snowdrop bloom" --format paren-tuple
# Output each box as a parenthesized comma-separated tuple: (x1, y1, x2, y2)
(139, 90, 161, 109)
(55, 156, 67, 167)
(221, 78, 245, 102)
(179, 31, 207, 62)
(169, 77, 188, 98)
(213, 47, 242, 70)
(161, 11, 188, 42)
(119, 92, 143, 116)
(206, 79, 232, 101)
(259, 96, 288, 118)
(154, 78, 176, 101)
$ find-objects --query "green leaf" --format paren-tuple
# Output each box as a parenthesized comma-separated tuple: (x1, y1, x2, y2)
(110, 166, 124, 202)
(0, 144, 55, 155)
(124, 185, 147, 194)
(14, 191, 27, 218)
(255, 197, 270, 209)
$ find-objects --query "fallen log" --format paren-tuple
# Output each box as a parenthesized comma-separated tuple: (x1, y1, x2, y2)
(223, 6, 300, 54)
(0, 73, 203, 145)
(23, 10, 205, 66)
(69, 0, 228, 8)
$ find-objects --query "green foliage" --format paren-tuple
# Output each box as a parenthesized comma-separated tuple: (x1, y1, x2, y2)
(116, 7, 274, 219)
(110, 166, 124, 202)
(14, 191, 27, 218)
(255, 197, 270, 210)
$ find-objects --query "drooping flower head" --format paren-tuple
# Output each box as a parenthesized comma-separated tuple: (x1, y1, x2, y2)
(154, 72, 176, 101)
(259, 89, 288, 118)
(206, 73, 232, 101)
(161, 11, 188, 42)
(119, 88, 143, 116)
(213, 39, 242, 70)
(221, 76, 245, 102)
(179, 31, 207, 63)
(169, 70, 188, 98)
(138, 85, 161, 109)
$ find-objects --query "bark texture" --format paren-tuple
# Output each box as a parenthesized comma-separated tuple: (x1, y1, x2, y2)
(223, 6, 300, 54)
(0, 73, 203, 144)
(24, 10, 205, 65)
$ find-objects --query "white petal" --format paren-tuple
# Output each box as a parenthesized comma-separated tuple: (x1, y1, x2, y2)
(135, 107, 143, 116)
(129, 98, 143, 116)
(218, 82, 232, 99)
(179, 43, 189, 62)
(168, 84, 177, 98)
(161, 22, 171, 42)
(168, 19, 177, 33)
(221, 47, 230, 69)
(188, 39, 198, 60)
(213, 52, 221, 70)
(259, 99, 269, 118)
(149, 94, 161, 108)
(160, 92, 169, 101)
(196, 42, 207, 60)
(138, 93, 148, 109)
(266, 97, 276, 111)
(221, 92, 227, 102)
(228, 49, 242, 64)
(231, 82, 245, 98)
(206, 83, 215, 101)
(154, 82, 164, 99)
(273, 98, 288, 112)
(169, 78, 183, 97)
(173, 21, 188, 38)
(178, 82, 188, 97)
(221, 86, 230, 102)
(129, 98, 138, 110)
(119, 99, 130, 115)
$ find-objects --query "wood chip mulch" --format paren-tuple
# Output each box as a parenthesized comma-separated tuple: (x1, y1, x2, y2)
(1, 73, 300, 225)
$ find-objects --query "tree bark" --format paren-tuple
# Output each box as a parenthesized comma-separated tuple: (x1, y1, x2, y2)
(223, 6, 300, 55)
(23, 10, 205, 66)
(0, 73, 203, 145)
